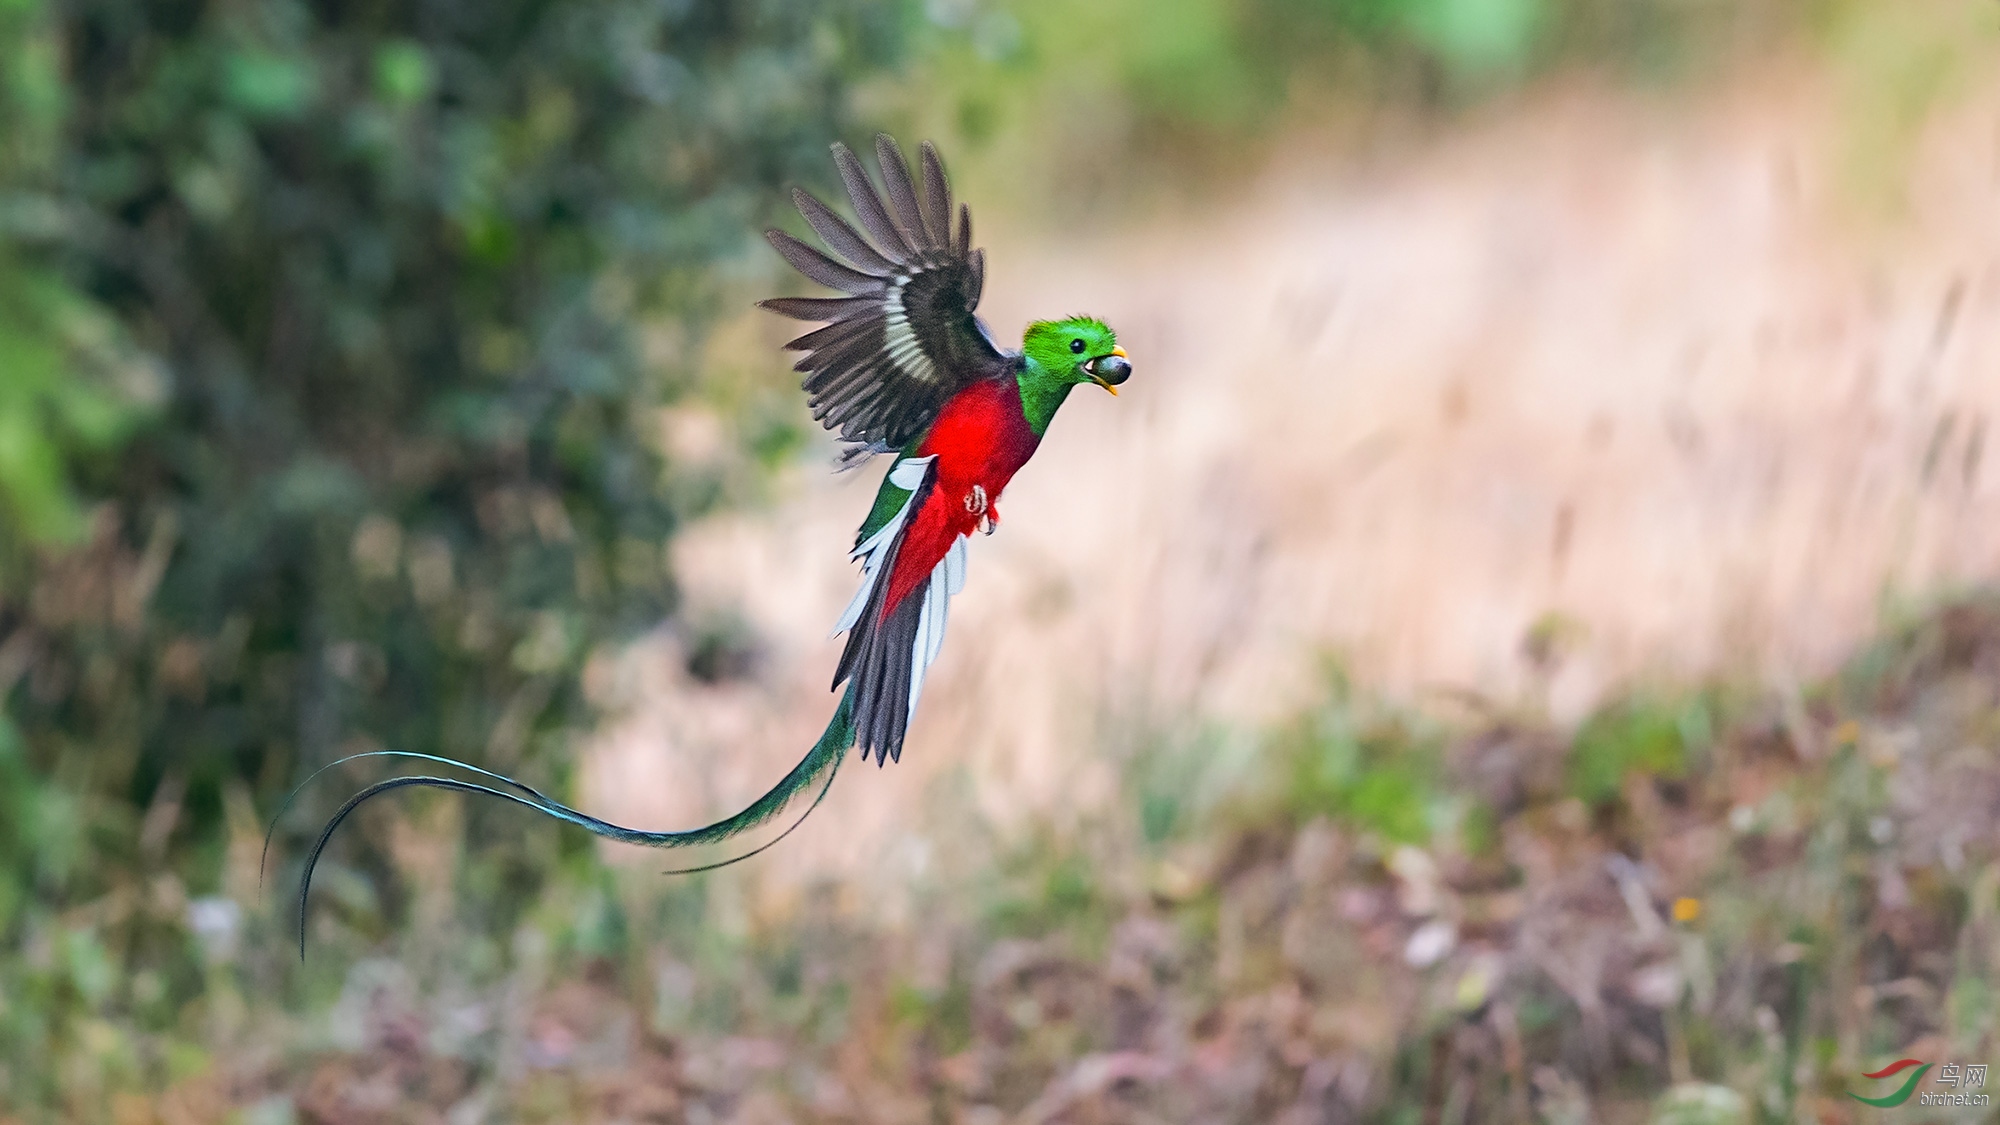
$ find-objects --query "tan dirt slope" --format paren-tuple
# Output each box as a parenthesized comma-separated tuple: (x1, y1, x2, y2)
(583, 72, 2000, 898)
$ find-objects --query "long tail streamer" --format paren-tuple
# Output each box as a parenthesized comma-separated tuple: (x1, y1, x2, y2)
(271, 689, 856, 958)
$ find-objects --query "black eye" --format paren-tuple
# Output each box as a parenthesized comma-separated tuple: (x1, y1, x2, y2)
(1070, 338, 1085, 354)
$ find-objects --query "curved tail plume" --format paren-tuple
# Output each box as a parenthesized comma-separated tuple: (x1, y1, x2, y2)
(273, 689, 856, 959)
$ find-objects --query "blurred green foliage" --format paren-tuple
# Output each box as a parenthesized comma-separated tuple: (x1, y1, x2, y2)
(903, 0, 2000, 228)
(1259, 661, 1450, 845)
(3, 0, 1994, 1116)
(1567, 693, 1710, 807)
(0, 0, 153, 549)
(809, 596, 2000, 1123)
(906, 0, 1835, 206)
(0, 263, 147, 543)
(1821, 0, 2000, 211)
(0, 0, 916, 1110)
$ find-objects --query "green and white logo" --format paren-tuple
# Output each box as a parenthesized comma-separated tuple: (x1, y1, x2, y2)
(1850, 1059, 1989, 1108)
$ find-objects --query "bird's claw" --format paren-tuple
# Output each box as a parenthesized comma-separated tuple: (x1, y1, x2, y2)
(965, 485, 998, 534)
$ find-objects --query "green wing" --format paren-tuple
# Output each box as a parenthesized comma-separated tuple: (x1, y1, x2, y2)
(760, 135, 1014, 453)
(855, 458, 918, 548)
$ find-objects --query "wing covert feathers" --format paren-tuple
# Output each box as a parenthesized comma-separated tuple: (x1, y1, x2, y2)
(759, 135, 1009, 452)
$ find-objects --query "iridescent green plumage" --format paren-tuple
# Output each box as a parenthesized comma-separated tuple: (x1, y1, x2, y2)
(277, 135, 1129, 955)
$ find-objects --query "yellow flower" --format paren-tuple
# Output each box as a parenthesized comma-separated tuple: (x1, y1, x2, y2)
(1671, 897, 1702, 924)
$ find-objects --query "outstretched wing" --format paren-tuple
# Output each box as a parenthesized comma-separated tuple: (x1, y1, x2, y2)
(760, 135, 1012, 452)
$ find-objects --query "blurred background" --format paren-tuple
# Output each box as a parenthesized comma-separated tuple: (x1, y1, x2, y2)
(4, 0, 2000, 1120)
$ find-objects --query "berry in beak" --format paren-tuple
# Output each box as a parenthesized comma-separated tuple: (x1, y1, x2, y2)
(1085, 347, 1130, 395)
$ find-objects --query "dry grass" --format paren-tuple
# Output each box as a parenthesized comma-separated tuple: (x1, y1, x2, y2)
(171, 574, 2000, 1125)
(37, 45, 2000, 1124)
(585, 61, 2000, 903)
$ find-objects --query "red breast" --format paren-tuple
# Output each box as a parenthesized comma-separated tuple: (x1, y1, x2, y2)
(879, 378, 1041, 612)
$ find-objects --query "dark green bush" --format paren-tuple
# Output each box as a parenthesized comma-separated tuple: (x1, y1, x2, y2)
(4, 0, 913, 882)
(0, 0, 916, 1104)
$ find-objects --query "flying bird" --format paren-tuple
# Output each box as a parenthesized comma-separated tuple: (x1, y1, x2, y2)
(275, 135, 1130, 954)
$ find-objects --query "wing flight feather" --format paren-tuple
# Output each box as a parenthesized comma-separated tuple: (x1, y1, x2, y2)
(760, 135, 1011, 453)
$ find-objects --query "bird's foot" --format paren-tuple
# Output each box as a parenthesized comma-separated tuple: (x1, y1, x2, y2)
(964, 485, 999, 535)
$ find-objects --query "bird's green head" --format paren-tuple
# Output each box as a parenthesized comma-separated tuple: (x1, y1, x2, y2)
(1022, 316, 1131, 396)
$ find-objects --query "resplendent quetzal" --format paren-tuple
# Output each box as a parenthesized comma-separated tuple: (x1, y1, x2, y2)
(278, 136, 1131, 953)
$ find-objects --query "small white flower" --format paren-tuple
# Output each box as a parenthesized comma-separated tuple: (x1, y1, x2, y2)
(186, 896, 242, 964)
(1404, 919, 1457, 968)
